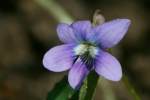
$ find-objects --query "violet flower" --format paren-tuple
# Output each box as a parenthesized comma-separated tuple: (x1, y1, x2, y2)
(43, 19, 131, 89)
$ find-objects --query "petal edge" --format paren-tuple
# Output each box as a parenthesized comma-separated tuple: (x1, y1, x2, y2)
(43, 44, 74, 72)
(57, 23, 78, 43)
(95, 50, 122, 81)
(93, 19, 131, 48)
(68, 58, 89, 89)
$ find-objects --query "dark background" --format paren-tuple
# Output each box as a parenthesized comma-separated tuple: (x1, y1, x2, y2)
(0, 0, 150, 100)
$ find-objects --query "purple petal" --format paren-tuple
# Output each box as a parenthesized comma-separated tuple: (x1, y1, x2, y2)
(57, 23, 79, 43)
(95, 50, 122, 81)
(71, 20, 92, 40)
(68, 58, 89, 89)
(93, 19, 131, 48)
(43, 44, 74, 72)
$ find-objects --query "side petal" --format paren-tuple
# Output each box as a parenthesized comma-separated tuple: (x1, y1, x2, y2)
(68, 58, 89, 89)
(43, 44, 74, 72)
(57, 23, 79, 43)
(71, 20, 92, 41)
(95, 50, 122, 81)
(93, 19, 131, 48)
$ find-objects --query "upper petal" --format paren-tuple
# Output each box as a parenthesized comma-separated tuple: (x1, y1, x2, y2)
(57, 23, 79, 43)
(71, 20, 92, 41)
(95, 50, 122, 81)
(68, 58, 89, 89)
(93, 19, 131, 48)
(43, 44, 74, 72)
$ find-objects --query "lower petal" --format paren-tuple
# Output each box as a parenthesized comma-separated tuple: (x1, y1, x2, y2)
(68, 58, 89, 89)
(95, 50, 122, 81)
(43, 44, 74, 72)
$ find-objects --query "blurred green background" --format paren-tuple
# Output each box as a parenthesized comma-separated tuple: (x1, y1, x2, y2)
(0, 0, 150, 100)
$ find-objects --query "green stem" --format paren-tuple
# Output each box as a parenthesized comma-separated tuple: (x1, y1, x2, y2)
(79, 71, 99, 100)
(35, 0, 74, 23)
(100, 78, 116, 100)
(79, 79, 88, 100)
(123, 75, 141, 100)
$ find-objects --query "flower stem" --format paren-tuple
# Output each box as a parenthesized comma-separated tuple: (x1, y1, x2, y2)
(122, 75, 141, 100)
(79, 71, 99, 100)
(99, 78, 116, 100)
(35, 0, 74, 23)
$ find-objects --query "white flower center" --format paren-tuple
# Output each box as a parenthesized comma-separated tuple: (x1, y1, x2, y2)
(74, 44, 99, 58)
